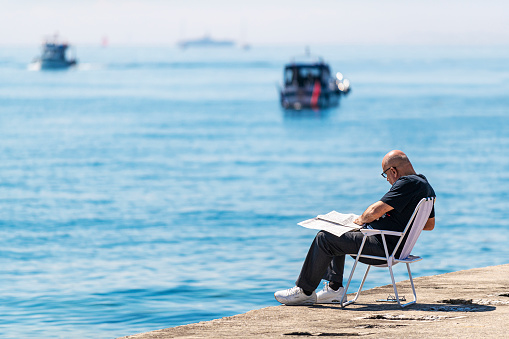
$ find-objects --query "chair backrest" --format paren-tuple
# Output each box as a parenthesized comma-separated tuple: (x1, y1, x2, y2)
(394, 197, 435, 260)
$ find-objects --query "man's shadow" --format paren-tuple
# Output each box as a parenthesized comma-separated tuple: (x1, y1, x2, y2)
(311, 301, 496, 313)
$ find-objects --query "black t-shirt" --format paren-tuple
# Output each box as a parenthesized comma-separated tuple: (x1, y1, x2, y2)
(369, 174, 436, 251)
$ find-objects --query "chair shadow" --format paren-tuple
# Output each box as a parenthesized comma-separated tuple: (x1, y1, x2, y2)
(310, 301, 496, 313)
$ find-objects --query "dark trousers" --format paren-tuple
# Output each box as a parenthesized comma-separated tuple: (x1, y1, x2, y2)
(296, 230, 388, 292)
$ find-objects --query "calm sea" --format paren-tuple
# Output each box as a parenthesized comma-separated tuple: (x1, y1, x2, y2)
(0, 44, 508, 338)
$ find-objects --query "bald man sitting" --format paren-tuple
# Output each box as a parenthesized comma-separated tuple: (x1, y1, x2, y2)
(275, 150, 436, 305)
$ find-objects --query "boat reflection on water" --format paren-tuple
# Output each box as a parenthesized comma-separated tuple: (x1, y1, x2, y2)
(283, 106, 336, 119)
(279, 52, 350, 110)
(31, 35, 78, 70)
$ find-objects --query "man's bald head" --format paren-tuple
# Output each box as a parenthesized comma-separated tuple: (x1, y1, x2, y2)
(382, 150, 416, 177)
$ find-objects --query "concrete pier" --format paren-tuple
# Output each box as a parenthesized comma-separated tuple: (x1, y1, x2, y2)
(120, 264, 509, 338)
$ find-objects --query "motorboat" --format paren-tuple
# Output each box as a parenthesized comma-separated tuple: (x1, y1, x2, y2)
(279, 54, 350, 110)
(32, 35, 77, 70)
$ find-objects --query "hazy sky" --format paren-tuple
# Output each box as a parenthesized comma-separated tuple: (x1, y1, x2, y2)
(1, 0, 508, 46)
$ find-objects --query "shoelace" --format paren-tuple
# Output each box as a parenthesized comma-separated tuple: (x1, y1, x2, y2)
(288, 286, 301, 295)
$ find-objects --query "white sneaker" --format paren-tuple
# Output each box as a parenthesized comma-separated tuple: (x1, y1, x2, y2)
(316, 282, 345, 304)
(274, 286, 317, 305)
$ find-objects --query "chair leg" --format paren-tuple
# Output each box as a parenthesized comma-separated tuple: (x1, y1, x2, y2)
(341, 236, 368, 307)
(388, 263, 417, 308)
(403, 263, 417, 307)
(341, 264, 370, 307)
(387, 264, 401, 306)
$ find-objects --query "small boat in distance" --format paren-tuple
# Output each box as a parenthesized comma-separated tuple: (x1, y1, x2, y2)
(177, 34, 235, 49)
(32, 35, 77, 70)
(279, 51, 350, 110)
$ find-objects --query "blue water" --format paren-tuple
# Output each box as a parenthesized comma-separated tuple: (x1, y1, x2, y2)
(1, 45, 508, 338)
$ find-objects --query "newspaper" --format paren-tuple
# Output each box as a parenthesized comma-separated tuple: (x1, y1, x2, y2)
(298, 211, 362, 238)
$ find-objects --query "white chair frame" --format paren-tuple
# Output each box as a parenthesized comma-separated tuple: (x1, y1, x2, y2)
(341, 197, 435, 308)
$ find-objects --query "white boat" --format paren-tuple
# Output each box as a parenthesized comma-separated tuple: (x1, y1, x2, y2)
(279, 53, 350, 110)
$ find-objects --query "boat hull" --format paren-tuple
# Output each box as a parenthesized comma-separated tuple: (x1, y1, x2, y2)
(280, 89, 341, 110)
(39, 59, 77, 70)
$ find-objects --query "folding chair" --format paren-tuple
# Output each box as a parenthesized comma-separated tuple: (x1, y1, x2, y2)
(341, 197, 435, 308)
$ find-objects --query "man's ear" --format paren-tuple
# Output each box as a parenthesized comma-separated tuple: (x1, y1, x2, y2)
(391, 167, 398, 177)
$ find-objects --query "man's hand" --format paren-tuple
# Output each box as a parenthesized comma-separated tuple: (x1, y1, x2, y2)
(353, 218, 364, 225)
(353, 201, 393, 225)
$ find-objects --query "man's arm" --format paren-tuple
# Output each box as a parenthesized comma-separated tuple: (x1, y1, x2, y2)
(423, 217, 435, 231)
(353, 201, 393, 225)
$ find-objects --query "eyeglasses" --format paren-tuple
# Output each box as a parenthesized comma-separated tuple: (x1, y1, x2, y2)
(381, 167, 396, 178)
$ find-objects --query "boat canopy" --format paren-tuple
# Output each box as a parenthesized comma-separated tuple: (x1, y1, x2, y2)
(41, 43, 69, 61)
(284, 63, 331, 87)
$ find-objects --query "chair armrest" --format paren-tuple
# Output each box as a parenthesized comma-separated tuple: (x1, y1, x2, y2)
(361, 228, 403, 237)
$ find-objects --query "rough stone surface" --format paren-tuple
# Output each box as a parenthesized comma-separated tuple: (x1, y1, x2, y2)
(119, 264, 509, 338)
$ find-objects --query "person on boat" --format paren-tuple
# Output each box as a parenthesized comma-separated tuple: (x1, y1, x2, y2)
(274, 150, 436, 305)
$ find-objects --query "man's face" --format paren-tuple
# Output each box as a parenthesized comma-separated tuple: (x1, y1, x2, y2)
(382, 166, 397, 185)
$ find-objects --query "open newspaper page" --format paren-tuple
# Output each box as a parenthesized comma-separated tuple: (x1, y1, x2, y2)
(298, 211, 362, 238)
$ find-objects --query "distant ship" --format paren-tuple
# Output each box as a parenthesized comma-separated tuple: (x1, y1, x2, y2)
(177, 35, 235, 49)
(32, 35, 77, 70)
(279, 51, 350, 110)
